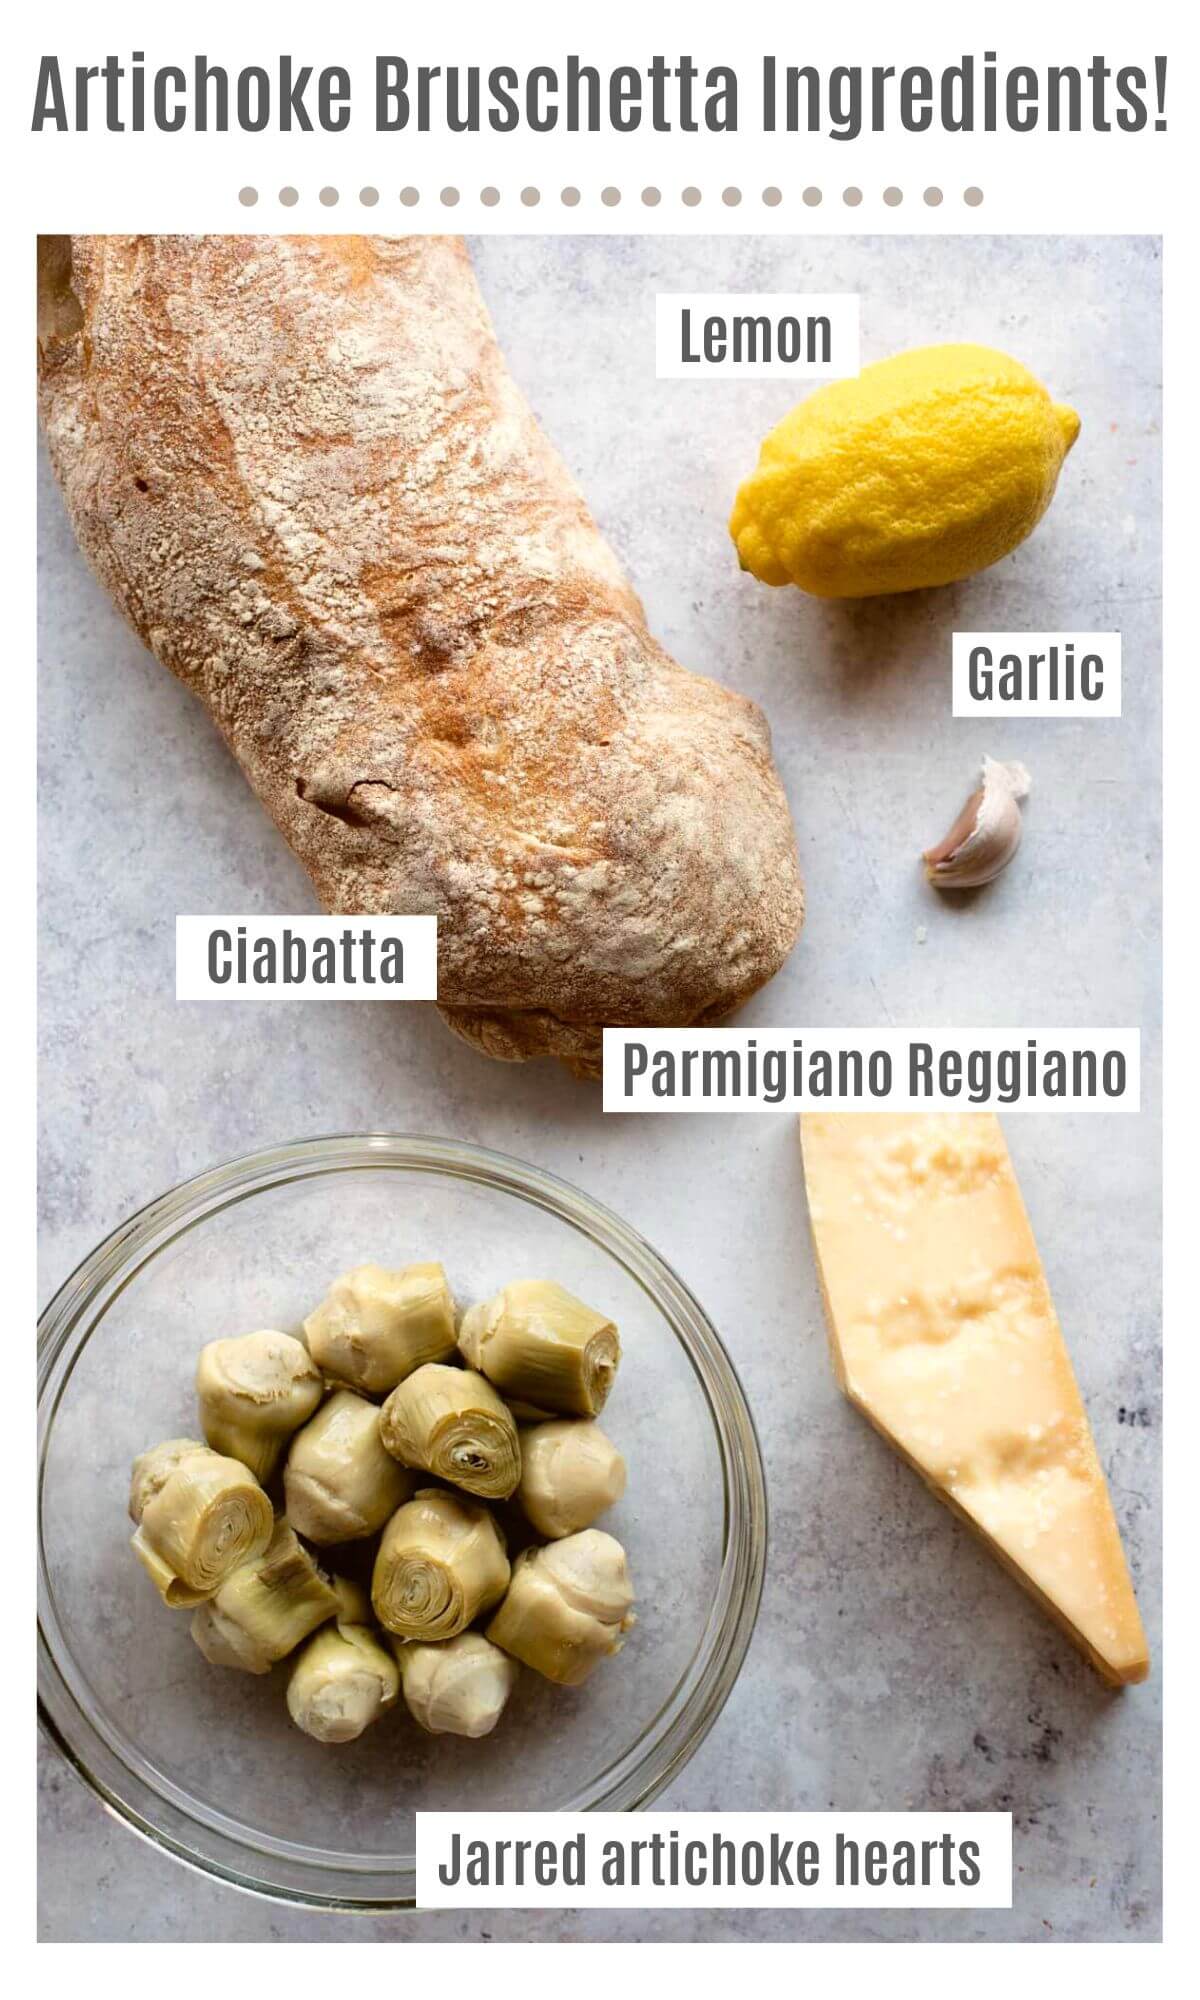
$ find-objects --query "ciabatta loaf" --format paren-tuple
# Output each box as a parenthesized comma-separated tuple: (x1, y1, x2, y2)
(38, 235, 803, 1075)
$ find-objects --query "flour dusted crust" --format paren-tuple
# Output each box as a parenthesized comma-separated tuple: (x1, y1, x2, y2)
(37, 235, 803, 1074)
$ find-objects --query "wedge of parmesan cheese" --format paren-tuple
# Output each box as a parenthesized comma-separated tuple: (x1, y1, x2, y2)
(800, 1112, 1148, 1685)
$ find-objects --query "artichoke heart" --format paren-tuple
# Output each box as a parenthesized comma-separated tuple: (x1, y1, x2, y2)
(285, 1388, 414, 1544)
(190, 1516, 340, 1673)
(130, 1444, 274, 1607)
(487, 1529, 635, 1686)
(379, 1362, 520, 1500)
(304, 1261, 457, 1395)
(195, 1329, 323, 1484)
(129, 1438, 209, 1524)
(396, 1632, 518, 1739)
(287, 1618, 400, 1743)
(518, 1419, 627, 1539)
(372, 1487, 510, 1641)
(458, 1280, 620, 1417)
(330, 1574, 373, 1626)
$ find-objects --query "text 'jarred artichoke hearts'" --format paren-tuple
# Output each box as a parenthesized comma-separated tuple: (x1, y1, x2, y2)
(304, 1262, 457, 1395)
(458, 1280, 620, 1418)
(285, 1389, 414, 1544)
(395, 1633, 519, 1739)
(518, 1420, 627, 1540)
(372, 1487, 510, 1641)
(191, 1516, 339, 1673)
(195, 1330, 323, 1484)
(379, 1363, 521, 1500)
(129, 1443, 274, 1608)
(487, 1530, 635, 1686)
(287, 1610, 400, 1744)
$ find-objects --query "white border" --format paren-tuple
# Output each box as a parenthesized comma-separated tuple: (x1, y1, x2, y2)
(16, 0, 1189, 1972)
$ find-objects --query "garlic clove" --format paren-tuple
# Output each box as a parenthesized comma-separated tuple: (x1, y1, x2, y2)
(923, 756, 1031, 890)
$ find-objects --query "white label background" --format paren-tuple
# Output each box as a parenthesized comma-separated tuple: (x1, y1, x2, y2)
(952, 632, 1123, 716)
(175, 914, 438, 999)
(603, 1028, 1141, 1112)
(655, 293, 860, 378)
(416, 1811, 1013, 1909)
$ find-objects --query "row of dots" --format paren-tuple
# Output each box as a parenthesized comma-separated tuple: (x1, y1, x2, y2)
(242, 184, 984, 210)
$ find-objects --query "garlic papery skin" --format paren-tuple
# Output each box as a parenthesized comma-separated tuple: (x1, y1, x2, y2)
(923, 756, 1031, 890)
(396, 1632, 519, 1738)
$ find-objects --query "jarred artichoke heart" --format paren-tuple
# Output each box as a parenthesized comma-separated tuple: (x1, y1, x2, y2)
(303, 1262, 457, 1395)
(396, 1632, 518, 1739)
(191, 1516, 340, 1673)
(131, 1445, 274, 1606)
(285, 1388, 414, 1544)
(287, 1621, 400, 1743)
(458, 1280, 620, 1417)
(487, 1529, 635, 1686)
(518, 1419, 627, 1538)
(195, 1329, 324, 1485)
(372, 1487, 510, 1641)
(379, 1363, 520, 1500)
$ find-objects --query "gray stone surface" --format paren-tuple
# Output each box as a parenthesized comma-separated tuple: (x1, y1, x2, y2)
(37, 234, 1161, 1942)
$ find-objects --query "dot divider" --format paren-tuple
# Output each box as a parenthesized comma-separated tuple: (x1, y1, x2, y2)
(239, 185, 983, 212)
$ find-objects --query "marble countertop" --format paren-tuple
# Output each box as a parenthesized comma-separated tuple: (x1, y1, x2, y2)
(37, 232, 1161, 1943)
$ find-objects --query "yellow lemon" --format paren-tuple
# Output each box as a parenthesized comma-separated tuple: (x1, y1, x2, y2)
(729, 343, 1080, 598)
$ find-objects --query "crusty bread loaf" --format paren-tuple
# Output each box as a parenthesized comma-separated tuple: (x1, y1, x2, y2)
(38, 235, 803, 1075)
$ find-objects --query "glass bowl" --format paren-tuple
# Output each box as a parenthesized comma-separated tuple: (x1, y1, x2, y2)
(38, 1134, 766, 1909)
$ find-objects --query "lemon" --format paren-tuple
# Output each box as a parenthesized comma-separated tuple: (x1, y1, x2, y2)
(729, 343, 1080, 598)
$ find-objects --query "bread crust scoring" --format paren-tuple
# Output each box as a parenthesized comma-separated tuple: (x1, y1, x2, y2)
(38, 234, 803, 1074)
